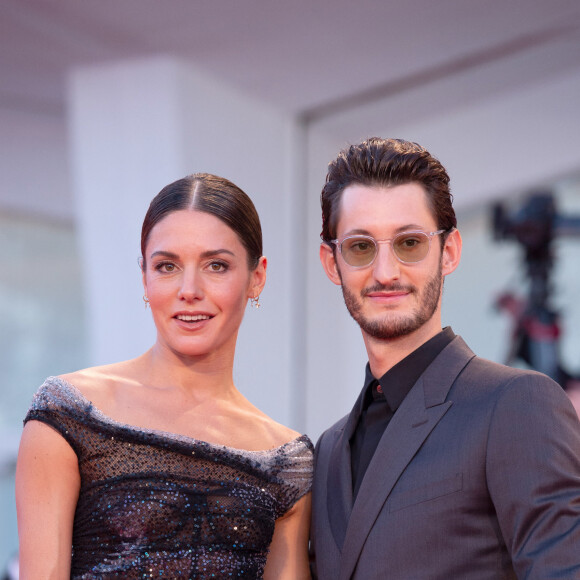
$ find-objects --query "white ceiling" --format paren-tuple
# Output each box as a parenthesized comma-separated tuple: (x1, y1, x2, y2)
(2, 0, 580, 122)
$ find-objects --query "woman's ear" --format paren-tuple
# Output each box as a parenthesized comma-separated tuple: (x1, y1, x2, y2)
(249, 256, 268, 298)
(320, 243, 342, 286)
(140, 258, 148, 295)
(441, 228, 462, 277)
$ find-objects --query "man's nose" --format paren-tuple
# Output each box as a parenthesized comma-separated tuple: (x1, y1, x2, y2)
(371, 242, 401, 283)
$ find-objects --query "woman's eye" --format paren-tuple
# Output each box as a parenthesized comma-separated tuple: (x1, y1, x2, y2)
(209, 261, 228, 272)
(155, 262, 176, 273)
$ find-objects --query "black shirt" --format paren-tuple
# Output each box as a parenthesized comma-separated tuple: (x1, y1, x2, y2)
(350, 327, 455, 498)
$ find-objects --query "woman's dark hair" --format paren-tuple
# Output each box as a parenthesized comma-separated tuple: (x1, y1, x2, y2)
(321, 137, 457, 244)
(141, 173, 262, 269)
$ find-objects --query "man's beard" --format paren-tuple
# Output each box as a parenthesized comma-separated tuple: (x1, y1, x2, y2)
(340, 265, 443, 340)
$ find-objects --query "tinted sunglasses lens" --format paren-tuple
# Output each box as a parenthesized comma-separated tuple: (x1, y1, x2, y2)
(393, 232, 430, 262)
(341, 237, 377, 266)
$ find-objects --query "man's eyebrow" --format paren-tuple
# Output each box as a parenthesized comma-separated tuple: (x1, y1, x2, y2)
(343, 228, 372, 236)
(394, 224, 430, 233)
(342, 224, 429, 237)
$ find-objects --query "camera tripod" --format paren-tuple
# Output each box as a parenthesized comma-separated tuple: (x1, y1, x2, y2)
(492, 192, 580, 390)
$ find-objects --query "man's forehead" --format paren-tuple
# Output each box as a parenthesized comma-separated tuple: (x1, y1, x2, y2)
(337, 182, 435, 231)
(341, 181, 427, 198)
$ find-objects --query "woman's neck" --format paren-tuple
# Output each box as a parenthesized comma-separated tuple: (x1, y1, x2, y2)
(134, 344, 239, 401)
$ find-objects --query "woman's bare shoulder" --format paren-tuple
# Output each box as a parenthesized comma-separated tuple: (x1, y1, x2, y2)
(265, 417, 302, 447)
(234, 399, 302, 449)
(58, 360, 138, 403)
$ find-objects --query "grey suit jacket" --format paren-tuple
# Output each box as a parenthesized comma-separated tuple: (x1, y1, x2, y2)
(310, 336, 580, 579)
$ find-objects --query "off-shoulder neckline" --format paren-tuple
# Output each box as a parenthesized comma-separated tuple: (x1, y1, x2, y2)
(45, 376, 311, 456)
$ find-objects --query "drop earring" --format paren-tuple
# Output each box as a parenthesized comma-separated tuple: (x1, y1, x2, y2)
(143, 295, 150, 309)
(250, 295, 261, 309)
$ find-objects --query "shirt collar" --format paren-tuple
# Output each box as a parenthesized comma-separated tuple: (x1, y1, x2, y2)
(361, 326, 456, 412)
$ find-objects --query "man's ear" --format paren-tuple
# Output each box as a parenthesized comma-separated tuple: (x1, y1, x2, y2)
(320, 243, 342, 286)
(441, 228, 462, 277)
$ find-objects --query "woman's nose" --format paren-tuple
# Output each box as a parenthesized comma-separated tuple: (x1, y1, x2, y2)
(177, 270, 203, 301)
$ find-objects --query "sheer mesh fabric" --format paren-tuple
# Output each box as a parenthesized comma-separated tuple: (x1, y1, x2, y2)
(24, 377, 313, 579)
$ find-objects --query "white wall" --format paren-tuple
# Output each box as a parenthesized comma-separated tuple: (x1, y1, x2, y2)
(0, 107, 73, 221)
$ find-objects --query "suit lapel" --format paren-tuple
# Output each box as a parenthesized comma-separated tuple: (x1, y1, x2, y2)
(338, 337, 475, 579)
(326, 389, 365, 551)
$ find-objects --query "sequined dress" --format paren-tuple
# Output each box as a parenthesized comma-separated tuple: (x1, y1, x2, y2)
(24, 377, 314, 579)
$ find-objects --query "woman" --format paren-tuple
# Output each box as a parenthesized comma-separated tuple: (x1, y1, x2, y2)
(16, 173, 313, 579)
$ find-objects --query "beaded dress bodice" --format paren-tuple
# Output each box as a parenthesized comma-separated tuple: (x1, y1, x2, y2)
(24, 377, 314, 579)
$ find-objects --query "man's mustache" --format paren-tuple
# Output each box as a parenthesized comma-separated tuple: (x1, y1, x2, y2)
(362, 283, 416, 297)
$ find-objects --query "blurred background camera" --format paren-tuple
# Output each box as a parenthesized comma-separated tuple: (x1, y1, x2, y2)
(492, 191, 580, 387)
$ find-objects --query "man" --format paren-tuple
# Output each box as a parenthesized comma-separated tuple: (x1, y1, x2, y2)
(310, 137, 580, 579)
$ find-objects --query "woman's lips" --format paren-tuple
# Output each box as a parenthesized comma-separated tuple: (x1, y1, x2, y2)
(174, 313, 211, 322)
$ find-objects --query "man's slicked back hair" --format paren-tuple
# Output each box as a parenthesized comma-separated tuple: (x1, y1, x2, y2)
(321, 137, 457, 243)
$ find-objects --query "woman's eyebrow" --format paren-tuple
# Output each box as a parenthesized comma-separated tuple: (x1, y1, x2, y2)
(199, 249, 235, 259)
(149, 249, 236, 260)
(149, 250, 179, 260)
